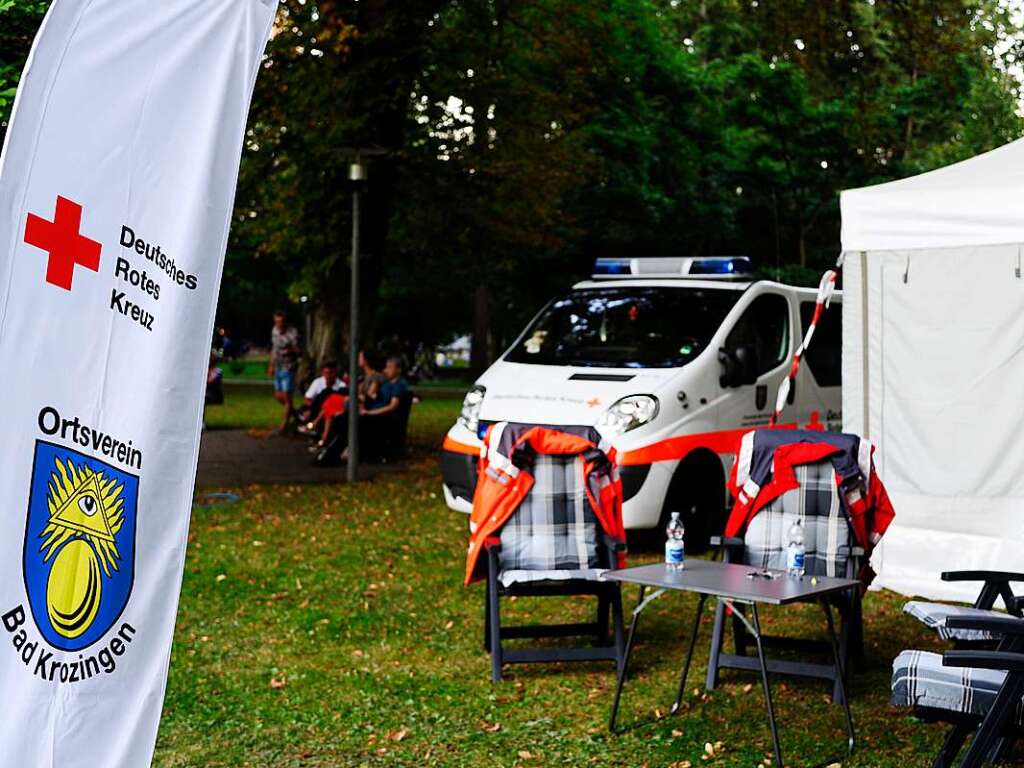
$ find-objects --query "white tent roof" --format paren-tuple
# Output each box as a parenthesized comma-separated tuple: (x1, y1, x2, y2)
(841, 138, 1024, 252)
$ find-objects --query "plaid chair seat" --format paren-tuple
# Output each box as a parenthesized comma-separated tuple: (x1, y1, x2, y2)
(744, 462, 854, 577)
(904, 601, 1001, 643)
(499, 454, 603, 587)
(891, 649, 1024, 725)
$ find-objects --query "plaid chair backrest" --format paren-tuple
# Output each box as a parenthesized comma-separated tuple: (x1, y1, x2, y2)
(743, 461, 855, 578)
(499, 453, 602, 572)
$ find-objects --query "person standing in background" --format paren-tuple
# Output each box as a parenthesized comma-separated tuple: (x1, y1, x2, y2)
(268, 311, 301, 434)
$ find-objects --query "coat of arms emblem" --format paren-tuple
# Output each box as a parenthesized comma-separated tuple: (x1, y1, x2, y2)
(23, 441, 138, 651)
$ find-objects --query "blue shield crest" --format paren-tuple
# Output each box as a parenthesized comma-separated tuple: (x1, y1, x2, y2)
(23, 441, 138, 651)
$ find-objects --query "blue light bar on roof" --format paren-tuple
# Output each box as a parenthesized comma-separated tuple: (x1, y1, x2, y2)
(689, 256, 752, 275)
(592, 257, 632, 275)
(592, 256, 752, 278)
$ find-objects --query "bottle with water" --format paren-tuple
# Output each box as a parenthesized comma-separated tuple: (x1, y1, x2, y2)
(786, 519, 806, 578)
(665, 511, 685, 571)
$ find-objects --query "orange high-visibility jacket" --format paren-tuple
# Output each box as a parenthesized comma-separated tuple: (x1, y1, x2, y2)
(464, 422, 626, 586)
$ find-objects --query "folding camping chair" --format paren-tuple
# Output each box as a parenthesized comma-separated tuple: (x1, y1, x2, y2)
(892, 614, 1024, 767)
(706, 460, 864, 703)
(904, 572, 1024, 645)
(484, 452, 626, 682)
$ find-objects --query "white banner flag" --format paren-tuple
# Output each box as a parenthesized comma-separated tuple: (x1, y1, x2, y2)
(0, 0, 274, 764)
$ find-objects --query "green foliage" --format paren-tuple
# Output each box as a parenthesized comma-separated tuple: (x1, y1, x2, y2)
(372, 0, 1024, 348)
(0, 0, 48, 139)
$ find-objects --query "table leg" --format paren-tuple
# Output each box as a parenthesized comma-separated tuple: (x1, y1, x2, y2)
(671, 593, 707, 714)
(609, 585, 646, 732)
(821, 598, 856, 755)
(751, 604, 784, 768)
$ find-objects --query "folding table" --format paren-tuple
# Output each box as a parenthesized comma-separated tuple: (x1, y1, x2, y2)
(604, 560, 858, 768)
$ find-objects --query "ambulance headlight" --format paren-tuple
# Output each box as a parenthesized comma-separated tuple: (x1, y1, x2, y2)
(597, 395, 659, 436)
(458, 385, 486, 434)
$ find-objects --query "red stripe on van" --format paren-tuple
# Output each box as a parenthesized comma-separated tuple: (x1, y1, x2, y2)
(617, 428, 750, 466)
(617, 418, 819, 466)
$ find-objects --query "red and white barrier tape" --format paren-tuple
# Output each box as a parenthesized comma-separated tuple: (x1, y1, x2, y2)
(768, 260, 841, 427)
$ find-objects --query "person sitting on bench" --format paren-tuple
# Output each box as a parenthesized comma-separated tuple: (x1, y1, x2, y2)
(359, 357, 411, 461)
(312, 350, 386, 465)
(298, 361, 346, 436)
(360, 357, 408, 419)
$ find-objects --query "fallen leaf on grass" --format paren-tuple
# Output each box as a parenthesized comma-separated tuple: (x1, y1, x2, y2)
(517, 750, 534, 759)
(479, 721, 501, 733)
(667, 762, 691, 768)
(444, 620, 454, 630)
(388, 728, 408, 742)
(671, 729, 683, 737)
(269, 677, 287, 689)
(743, 683, 753, 694)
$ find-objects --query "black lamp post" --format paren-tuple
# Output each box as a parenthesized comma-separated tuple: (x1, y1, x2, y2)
(342, 147, 385, 483)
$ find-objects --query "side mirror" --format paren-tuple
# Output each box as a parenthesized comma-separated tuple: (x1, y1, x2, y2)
(718, 345, 759, 388)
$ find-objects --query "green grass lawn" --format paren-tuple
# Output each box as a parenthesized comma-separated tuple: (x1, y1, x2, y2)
(158, 396, 961, 767)
(217, 356, 473, 390)
(221, 356, 273, 381)
(205, 384, 463, 433)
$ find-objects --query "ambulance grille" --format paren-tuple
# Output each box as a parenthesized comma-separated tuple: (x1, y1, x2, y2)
(568, 373, 635, 382)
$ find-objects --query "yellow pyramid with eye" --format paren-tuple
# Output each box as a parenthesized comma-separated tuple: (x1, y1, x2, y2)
(51, 474, 114, 542)
(40, 457, 125, 577)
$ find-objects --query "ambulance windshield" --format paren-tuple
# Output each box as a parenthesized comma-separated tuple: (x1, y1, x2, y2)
(505, 286, 740, 369)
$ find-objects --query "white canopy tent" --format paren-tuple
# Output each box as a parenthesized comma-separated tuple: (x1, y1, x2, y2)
(842, 139, 1024, 602)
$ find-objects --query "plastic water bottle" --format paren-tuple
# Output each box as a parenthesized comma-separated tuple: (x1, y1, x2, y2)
(665, 511, 685, 571)
(787, 519, 806, 578)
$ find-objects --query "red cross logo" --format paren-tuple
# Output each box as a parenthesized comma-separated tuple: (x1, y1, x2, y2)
(23, 196, 102, 291)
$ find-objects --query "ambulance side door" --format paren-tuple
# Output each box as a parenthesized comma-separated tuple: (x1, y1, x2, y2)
(715, 290, 792, 430)
(794, 299, 843, 430)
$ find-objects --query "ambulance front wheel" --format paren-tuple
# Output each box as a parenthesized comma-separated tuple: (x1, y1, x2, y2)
(660, 451, 726, 554)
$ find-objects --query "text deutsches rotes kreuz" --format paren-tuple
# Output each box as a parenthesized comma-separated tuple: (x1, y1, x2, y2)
(109, 225, 199, 333)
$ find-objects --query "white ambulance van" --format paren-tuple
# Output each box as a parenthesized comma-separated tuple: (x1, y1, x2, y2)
(440, 257, 842, 547)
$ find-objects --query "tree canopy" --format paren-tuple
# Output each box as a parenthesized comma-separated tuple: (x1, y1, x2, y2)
(3, 0, 1022, 363)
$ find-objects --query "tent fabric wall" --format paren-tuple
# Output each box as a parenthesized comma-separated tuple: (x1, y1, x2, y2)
(842, 139, 1024, 602)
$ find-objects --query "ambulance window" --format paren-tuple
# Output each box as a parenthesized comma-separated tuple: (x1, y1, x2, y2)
(800, 302, 842, 387)
(724, 293, 789, 376)
(504, 287, 739, 368)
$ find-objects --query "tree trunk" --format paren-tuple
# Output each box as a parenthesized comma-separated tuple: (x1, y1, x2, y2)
(470, 284, 492, 378)
(310, 295, 343, 367)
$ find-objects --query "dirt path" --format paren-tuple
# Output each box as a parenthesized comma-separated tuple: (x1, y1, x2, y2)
(195, 428, 399, 489)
